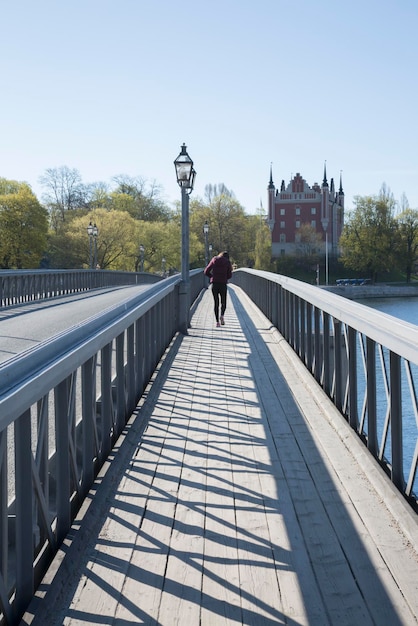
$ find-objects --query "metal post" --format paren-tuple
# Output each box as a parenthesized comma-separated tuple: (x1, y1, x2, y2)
(179, 186, 190, 334)
(174, 143, 195, 334)
(93, 231, 98, 269)
(88, 234, 93, 269)
(325, 231, 329, 286)
(140, 244, 144, 272)
(321, 218, 329, 286)
(203, 221, 209, 266)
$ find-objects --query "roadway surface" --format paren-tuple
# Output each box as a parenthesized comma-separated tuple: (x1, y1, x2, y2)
(0, 285, 151, 365)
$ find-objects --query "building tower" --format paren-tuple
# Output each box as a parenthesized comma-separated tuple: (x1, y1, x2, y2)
(267, 163, 344, 258)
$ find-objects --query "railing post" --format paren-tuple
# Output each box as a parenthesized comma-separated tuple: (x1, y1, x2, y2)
(390, 351, 404, 490)
(14, 409, 34, 620)
(323, 312, 330, 394)
(313, 307, 321, 383)
(366, 337, 378, 455)
(55, 377, 71, 544)
(334, 320, 342, 411)
(348, 327, 358, 430)
(81, 357, 96, 498)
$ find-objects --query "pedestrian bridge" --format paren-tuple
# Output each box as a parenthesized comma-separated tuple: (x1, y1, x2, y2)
(1, 269, 418, 625)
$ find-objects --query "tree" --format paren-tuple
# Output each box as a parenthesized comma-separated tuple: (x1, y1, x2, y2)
(204, 183, 234, 203)
(48, 209, 139, 270)
(188, 190, 264, 269)
(39, 166, 89, 227)
(0, 179, 48, 268)
(296, 224, 323, 262)
(112, 175, 171, 222)
(205, 191, 247, 259)
(395, 208, 418, 282)
(254, 224, 272, 270)
(339, 189, 398, 282)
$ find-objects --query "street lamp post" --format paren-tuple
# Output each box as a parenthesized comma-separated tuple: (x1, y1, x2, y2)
(162, 256, 166, 277)
(87, 222, 98, 269)
(139, 244, 144, 272)
(93, 224, 98, 268)
(203, 221, 209, 266)
(174, 143, 196, 334)
(321, 218, 329, 285)
(209, 243, 212, 258)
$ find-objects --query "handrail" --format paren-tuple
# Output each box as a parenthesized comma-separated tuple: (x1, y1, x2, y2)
(0, 270, 205, 625)
(0, 269, 162, 307)
(233, 268, 418, 509)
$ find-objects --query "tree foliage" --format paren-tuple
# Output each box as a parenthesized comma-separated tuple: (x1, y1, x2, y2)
(188, 187, 260, 268)
(339, 189, 398, 282)
(254, 218, 272, 270)
(395, 208, 418, 282)
(0, 179, 48, 269)
(47, 209, 139, 269)
(111, 175, 171, 222)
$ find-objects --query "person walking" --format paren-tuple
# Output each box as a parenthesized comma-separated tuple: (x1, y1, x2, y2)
(204, 251, 233, 327)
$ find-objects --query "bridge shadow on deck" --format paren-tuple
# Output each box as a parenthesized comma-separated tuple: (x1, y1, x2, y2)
(22, 288, 412, 625)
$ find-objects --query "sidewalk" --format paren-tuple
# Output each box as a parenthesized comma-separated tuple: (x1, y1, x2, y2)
(23, 286, 418, 625)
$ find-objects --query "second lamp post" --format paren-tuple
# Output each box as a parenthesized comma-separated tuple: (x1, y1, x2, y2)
(203, 221, 209, 266)
(87, 222, 98, 269)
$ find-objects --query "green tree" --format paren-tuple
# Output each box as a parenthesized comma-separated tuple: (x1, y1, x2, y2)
(0, 179, 48, 268)
(395, 208, 418, 282)
(339, 189, 397, 282)
(135, 220, 191, 274)
(188, 190, 264, 269)
(202, 189, 249, 264)
(112, 175, 171, 222)
(47, 209, 138, 269)
(254, 212, 272, 270)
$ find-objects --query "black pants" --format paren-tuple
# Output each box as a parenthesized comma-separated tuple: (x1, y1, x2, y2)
(211, 283, 227, 322)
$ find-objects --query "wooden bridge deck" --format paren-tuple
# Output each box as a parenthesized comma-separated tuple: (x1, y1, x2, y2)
(23, 287, 418, 625)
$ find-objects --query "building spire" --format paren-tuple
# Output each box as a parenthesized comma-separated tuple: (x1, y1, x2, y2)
(268, 162, 274, 189)
(322, 161, 328, 187)
(339, 170, 344, 195)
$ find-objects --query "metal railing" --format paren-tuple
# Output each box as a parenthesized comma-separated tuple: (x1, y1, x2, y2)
(233, 268, 418, 510)
(0, 269, 162, 307)
(0, 270, 205, 625)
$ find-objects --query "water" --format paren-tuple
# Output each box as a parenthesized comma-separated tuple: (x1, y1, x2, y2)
(361, 296, 418, 327)
(358, 296, 418, 496)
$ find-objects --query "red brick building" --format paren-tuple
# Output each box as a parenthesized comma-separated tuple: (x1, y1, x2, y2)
(267, 165, 344, 257)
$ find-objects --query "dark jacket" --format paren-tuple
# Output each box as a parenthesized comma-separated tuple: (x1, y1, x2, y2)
(204, 255, 232, 284)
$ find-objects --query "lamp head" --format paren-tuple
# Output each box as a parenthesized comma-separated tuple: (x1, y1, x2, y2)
(174, 143, 196, 191)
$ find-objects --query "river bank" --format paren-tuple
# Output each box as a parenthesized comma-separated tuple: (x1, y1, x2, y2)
(322, 284, 418, 300)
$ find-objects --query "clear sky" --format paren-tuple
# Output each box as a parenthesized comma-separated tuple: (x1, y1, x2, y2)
(1, 0, 417, 215)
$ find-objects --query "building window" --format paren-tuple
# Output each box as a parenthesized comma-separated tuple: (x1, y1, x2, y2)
(280, 249, 285, 256)
(311, 207, 316, 214)
(311, 220, 316, 228)
(295, 206, 301, 215)
(295, 220, 300, 228)
(295, 233, 301, 243)
(280, 208, 285, 215)
(280, 234, 286, 243)
(280, 221, 285, 228)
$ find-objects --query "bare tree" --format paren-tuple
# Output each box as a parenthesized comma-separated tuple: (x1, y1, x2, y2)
(204, 183, 235, 203)
(39, 166, 88, 226)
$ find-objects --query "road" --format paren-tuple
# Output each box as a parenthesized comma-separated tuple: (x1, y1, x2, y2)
(0, 285, 151, 365)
